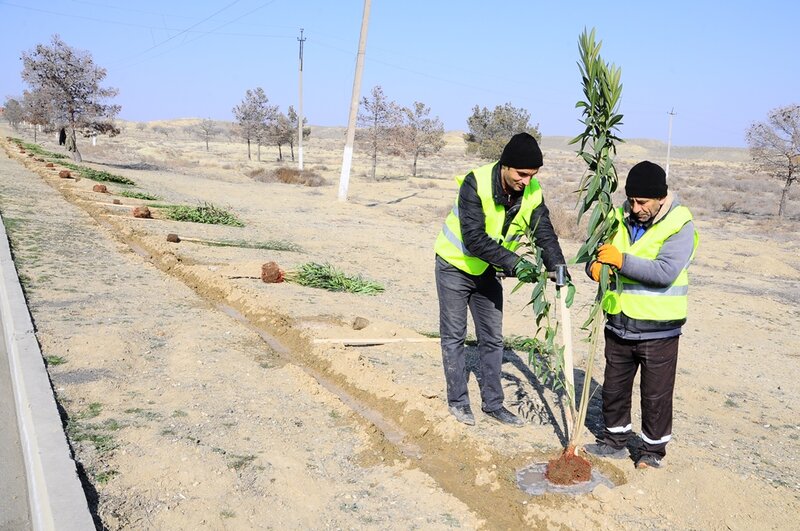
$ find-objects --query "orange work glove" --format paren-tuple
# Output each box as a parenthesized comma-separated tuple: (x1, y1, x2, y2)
(589, 261, 603, 282)
(596, 243, 624, 269)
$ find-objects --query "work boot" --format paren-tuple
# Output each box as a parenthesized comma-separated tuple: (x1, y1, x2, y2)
(584, 442, 629, 459)
(482, 406, 524, 427)
(635, 454, 663, 469)
(448, 405, 475, 426)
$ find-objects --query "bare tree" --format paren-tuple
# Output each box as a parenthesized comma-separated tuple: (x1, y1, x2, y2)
(197, 118, 220, 151)
(270, 112, 293, 162)
(287, 105, 310, 162)
(398, 101, 446, 177)
(464, 103, 541, 160)
(22, 89, 54, 142)
(3, 97, 24, 130)
(233, 87, 277, 161)
(357, 85, 403, 180)
(21, 35, 120, 162)
(746, 104, 800, 217)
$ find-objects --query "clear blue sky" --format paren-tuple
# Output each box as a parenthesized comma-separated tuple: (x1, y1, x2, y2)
(1, 0, 797, 147)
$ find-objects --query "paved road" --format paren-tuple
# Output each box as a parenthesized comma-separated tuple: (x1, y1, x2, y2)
(0, 312, 32, 530)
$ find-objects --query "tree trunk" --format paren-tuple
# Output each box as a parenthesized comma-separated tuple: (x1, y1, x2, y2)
(778, 174, 793, 217)
(257, 143, 261, 162)
(278, 145, 283, 161)
(247, 139, 251, 160)
(66, 126, 81, 162)
(371, 148, 378, 180)
(290, 144, 295, 161)
(412, 152, 419, 177)
(205, 136, 209, 151)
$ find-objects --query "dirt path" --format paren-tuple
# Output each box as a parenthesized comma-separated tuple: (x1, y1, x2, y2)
(2, 128, 799, 529)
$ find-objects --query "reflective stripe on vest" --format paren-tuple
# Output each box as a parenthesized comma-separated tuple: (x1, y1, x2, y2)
(602, 205, 699, 321)
(434, 162, 543, 275)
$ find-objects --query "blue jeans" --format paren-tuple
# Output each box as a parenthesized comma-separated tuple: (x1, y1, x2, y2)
(435, 256, 505, 412)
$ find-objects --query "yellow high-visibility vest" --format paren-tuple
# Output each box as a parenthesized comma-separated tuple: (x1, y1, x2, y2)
(602, 205, 699, 321)
(434, 162, 542, 275)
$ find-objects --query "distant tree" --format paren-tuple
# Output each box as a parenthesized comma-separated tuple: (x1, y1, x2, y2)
(233, 87, 277, 161)
(21, 35, 120, 162)
(197, 118, 220, 151)
(398, 101, 446, 177)
(746, 104, 800, 217)
(464, 103, 541, 160)
(3, 97, 24, 130)
(270, 112, 293, 161)
(22, 89, 54, 142)
(286, 105, 310, 162)
(357, 85, 403, 180)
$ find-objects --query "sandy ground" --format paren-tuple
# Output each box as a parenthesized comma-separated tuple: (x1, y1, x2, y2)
(1, 121, 799, 530)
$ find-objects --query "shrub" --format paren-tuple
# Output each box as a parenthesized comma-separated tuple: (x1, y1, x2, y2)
(248, 167, 326, 187)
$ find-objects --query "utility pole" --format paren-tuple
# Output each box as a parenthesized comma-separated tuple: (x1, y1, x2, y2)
(297, 28, 306, 171)
(666, 107, 676, 180)
(337, 0, 371, 202)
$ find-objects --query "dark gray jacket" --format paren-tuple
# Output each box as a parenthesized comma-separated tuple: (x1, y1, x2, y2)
(458, 163, 566, 276)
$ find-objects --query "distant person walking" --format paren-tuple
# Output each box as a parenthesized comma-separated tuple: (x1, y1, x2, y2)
(434, 133, 567, 427)
(584, 161, 699, 468)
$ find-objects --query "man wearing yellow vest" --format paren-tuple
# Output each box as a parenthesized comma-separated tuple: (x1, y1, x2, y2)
(584, 160, 698, 469)
(434, 133, 567, 427)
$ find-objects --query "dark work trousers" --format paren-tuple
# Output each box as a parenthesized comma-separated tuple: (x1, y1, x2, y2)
(435, 256, 505, 412)
(601, 329, 680, 458)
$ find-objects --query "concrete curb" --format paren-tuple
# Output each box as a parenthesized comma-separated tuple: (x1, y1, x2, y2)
(0, 214, 95, 531)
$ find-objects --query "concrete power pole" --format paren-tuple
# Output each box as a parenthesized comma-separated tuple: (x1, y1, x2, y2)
(337, 0, 371, 202)
(297, 28, 306, 171)
(666, 107, 676, 180)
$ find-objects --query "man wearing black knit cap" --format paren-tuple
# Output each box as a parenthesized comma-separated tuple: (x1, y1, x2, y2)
(434, 132, 567, 427)
(584, 160, 699, 469)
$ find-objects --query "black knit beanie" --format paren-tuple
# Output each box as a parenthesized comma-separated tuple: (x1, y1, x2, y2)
(499, 132, 543, 169)
(625, 161, 668, 198)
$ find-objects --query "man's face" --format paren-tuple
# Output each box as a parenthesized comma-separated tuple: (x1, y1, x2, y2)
(628, 196, 665, 223)
(502, 167, 539, 192)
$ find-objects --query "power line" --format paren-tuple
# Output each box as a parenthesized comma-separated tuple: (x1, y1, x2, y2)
(116, 0, 244, 64)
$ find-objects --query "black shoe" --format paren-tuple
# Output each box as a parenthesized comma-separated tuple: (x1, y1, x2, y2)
(448, 405, 475, 426)
(482, 406, 524, 427)
(635, 454, 663, 469)
(584, 442, 629, 459)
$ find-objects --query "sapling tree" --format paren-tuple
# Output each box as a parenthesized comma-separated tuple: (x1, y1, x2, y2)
(518, 28, 623, 485)
(567, 27, 624, 455)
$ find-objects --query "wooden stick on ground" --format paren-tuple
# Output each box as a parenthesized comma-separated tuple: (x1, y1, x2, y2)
(312, 337, 440, 346)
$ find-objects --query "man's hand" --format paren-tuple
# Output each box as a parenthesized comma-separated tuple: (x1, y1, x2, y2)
(596, 243, 623, 269)
(513, 258, 537, 283)
(589, 261, 603, 282)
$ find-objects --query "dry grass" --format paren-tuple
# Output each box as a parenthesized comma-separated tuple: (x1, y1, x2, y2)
(247, 167, 326, 187)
